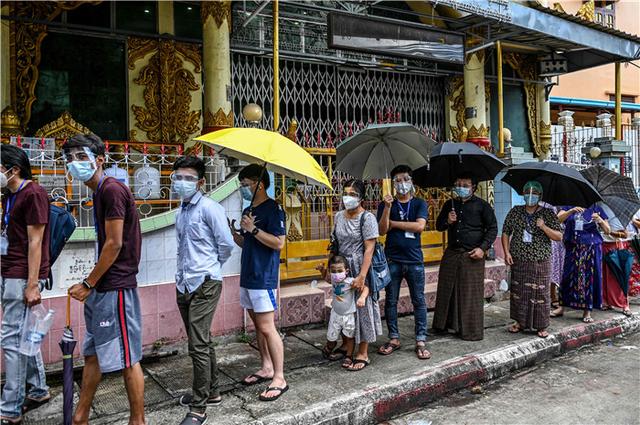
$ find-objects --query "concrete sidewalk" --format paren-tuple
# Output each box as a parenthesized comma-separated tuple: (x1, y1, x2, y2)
(24, 299, 640, 425)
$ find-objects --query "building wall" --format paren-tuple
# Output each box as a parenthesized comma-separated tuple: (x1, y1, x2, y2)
(549, 0, 640, 114)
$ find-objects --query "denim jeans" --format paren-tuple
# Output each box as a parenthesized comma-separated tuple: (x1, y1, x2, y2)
(384, 262, 427, 342)
(1, 278, 49, 419)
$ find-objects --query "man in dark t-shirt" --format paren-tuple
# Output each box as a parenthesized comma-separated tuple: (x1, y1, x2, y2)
(63, 134, 144, 425)
(1, 144, 51, 422)
(376, 165, 430, 360)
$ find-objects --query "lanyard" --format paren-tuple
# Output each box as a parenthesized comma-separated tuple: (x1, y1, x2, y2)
(396, 199, 411, 221)
(524, 206, 539, 231)
(2, 180, 26, 230)
(92, 175, 107, 235)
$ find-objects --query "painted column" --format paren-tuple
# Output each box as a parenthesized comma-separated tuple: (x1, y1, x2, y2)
(463, 52, 490, 148)
(537, 83, 552, 159)
(158, 1, 175, 34)
(201, 1, 233, 134)
(0, 4, 21, 136)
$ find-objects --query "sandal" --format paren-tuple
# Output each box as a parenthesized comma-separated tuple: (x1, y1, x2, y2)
(259, 385, 289, 402)
(22, 395, 50, 414)
(537, 329, 550, 339)
(241, 373, 273, 386)
(508, 323, 522, 333)
(415, 344, 431, 360)
(601, 305, 611, 311)
(377, 341, 401, 356)
(1, 417, 22, 425)
(347, 358, 370, 371)
(179, 412, 207, 425)
(341, 356, 353, 369)
(582, 316, 594, 323)
(328, 347, 347, 361)
(550, 309, 564, 318)
(623, 309, 633, 317)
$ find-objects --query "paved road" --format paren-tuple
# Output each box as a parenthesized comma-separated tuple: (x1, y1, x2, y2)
(386, 332, 640, 425)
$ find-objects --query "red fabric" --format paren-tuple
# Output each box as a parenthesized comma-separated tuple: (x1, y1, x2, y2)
(602, 241, 629, 309)
(629, 249, 640, 297)
(1, 182, 50, 279)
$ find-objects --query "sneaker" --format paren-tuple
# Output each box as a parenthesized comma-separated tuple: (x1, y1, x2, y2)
(179, 394, 222, 407)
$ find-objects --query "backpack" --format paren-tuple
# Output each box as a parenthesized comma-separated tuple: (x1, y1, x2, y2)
(47, 203, 77, 290)
(359, 212, 391, 300)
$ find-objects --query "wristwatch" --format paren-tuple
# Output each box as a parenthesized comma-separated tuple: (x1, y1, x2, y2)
(251, 227, 259, 236)
(82, 279, 94, 290)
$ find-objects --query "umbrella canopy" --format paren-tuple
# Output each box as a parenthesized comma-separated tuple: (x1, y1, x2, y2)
(580, 165, 640, 227)
(194, 128, 332, 189)
(60, 295, 77, 425)
(413, 142, 506, 188)
(604, 248, 634, 295)
(335, 123, 436, 179)
(501, 161, 602, 207)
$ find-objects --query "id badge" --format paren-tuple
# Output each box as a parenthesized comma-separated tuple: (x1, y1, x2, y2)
(523, 229, 533, 243)
(0, 235, 8, 256)
(575, 219, 584, 231)
(405, 231, 416, 239)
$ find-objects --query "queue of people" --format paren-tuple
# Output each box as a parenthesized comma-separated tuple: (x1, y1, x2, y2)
(2, 137, 640, 425)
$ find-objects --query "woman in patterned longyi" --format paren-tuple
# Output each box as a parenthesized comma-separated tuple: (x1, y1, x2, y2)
(502, 181, 563, 338)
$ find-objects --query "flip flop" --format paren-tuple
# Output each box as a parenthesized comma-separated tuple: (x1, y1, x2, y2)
(347, 358, 370, 371)
(582, 317, 594, 323)
(179, 412, 207, 425)
(328, 347, 347, 361)
(341, 356, 353, 369)
(377, 341, 401, 356)
(537, 330, 550, 339)
(0, 417, 22, 425)
(550, 311, 564, 318)
(22, 395, 50, 413)
(241, 373, 273, 386)
(259, 385, 289, 402)
(508, 323, 522, 333)
(623, 310, 633, 317)
(415, 345, 431, 360)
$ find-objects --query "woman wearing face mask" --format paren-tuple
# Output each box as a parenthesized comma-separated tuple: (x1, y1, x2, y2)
(325, 179, 382, 371)
(501, 181, 563, 338)
(552, 203, 610, 323)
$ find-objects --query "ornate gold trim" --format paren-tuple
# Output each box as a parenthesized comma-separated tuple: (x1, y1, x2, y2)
(9, 1, 99, 129)
(128, 37, 157, 69)
(204, 107, 233, 129)
(201, 0, 232, 31)
(448, 76, 465, 142)
(1, 106, 23, 136)
(34, 110, 92, 139)
(539, 120, 552, 158)
(468, 124, 489, 139)
(130, 39, 202, 144)
(576, 0, 595, 22)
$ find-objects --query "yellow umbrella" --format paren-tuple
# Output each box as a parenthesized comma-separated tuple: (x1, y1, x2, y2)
(195, 127, 332, 189)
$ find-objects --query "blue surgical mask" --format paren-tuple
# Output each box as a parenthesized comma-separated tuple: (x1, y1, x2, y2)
(240, 186, 254, 201)
(66, 161, 96, 182)
(524, 194, 540, 206)
(173, 180, 198, 200)
(454, 186, 471, 199)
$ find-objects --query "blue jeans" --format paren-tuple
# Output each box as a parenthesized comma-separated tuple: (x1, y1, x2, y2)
(385, 262, 427, 342)
(1, 278, 49, 419)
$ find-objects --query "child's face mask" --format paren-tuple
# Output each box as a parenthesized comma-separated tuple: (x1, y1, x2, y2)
(330, 272, 347, 283)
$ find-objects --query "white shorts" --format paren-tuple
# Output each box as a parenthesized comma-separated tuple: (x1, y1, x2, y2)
(240, 288, 278, 313)
(326, 309, 356, 341)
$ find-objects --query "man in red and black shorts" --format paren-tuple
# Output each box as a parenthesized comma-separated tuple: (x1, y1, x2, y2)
(64, 134, 145, 425)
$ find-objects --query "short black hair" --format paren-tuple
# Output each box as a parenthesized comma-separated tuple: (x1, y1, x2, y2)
(343, 178, 365, 199)
(456, 173, 478, 186)
(62, 133, 105, 157)
(173, 156, 205, 179)
(390, 165, 412, 179)
(239, 163, 270, 189)
(0, 144, 32, 179)
(328, 255, 349, 269)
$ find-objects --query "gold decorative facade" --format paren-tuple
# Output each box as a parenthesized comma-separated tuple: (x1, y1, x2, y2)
(34, 110, 92, 141)
(201, 0, 232, 31)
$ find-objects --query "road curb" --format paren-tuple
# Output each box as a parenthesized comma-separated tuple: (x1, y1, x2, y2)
(258, 314, 640, 425)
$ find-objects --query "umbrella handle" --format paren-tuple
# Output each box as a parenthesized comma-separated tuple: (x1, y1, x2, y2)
(66, 293, 71, 328)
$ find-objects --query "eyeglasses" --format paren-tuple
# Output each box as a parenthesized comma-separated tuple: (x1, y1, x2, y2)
(170, 173, 199, 182)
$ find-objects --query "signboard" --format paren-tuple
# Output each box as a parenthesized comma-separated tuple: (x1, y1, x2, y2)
(431, 0, 512, 22)
(328, 13, 465, 65)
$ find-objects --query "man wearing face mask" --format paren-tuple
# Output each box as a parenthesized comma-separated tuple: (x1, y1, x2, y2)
(1, 144, 51, 424)
(62, 134, 145, 425)
(433, 174, 498, 341)
(376, 165, 430, 360)
(171, 156, 234, 423)
(230, 164, 288, 402)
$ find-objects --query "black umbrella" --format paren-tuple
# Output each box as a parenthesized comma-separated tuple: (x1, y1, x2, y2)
(604, 248, 634, 295)
(632, 236, 640, 259)
(59, 295, 77, 425)
(580, 165, 640, 228)
(413, 142, 506, 188)
(501, 161, 602, 207)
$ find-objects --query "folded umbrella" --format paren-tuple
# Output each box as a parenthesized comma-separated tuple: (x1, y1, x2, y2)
(335, 123, 436, 179)
(604, 248, 634, 296)
(580, 165, 640, 228)
(413, 142, 506, 188)
(60, 295, 77, 425)
(501, 161, 602, 207)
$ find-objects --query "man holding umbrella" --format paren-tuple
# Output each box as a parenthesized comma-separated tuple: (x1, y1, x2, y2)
(433, 174, 498, 341)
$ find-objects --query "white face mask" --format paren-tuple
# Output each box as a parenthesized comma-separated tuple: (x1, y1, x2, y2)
(342, 195, 360, 210)
(395, 181, 413, 195)
(0, 170, 13, 188)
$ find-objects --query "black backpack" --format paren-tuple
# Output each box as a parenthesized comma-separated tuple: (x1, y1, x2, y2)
(47, 203, 77, 290)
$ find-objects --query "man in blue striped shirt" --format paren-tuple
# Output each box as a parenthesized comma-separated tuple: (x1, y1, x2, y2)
(172, 156, 234, 425)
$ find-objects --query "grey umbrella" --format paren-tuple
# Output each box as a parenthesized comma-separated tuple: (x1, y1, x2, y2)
(335, 122, 435, 179)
